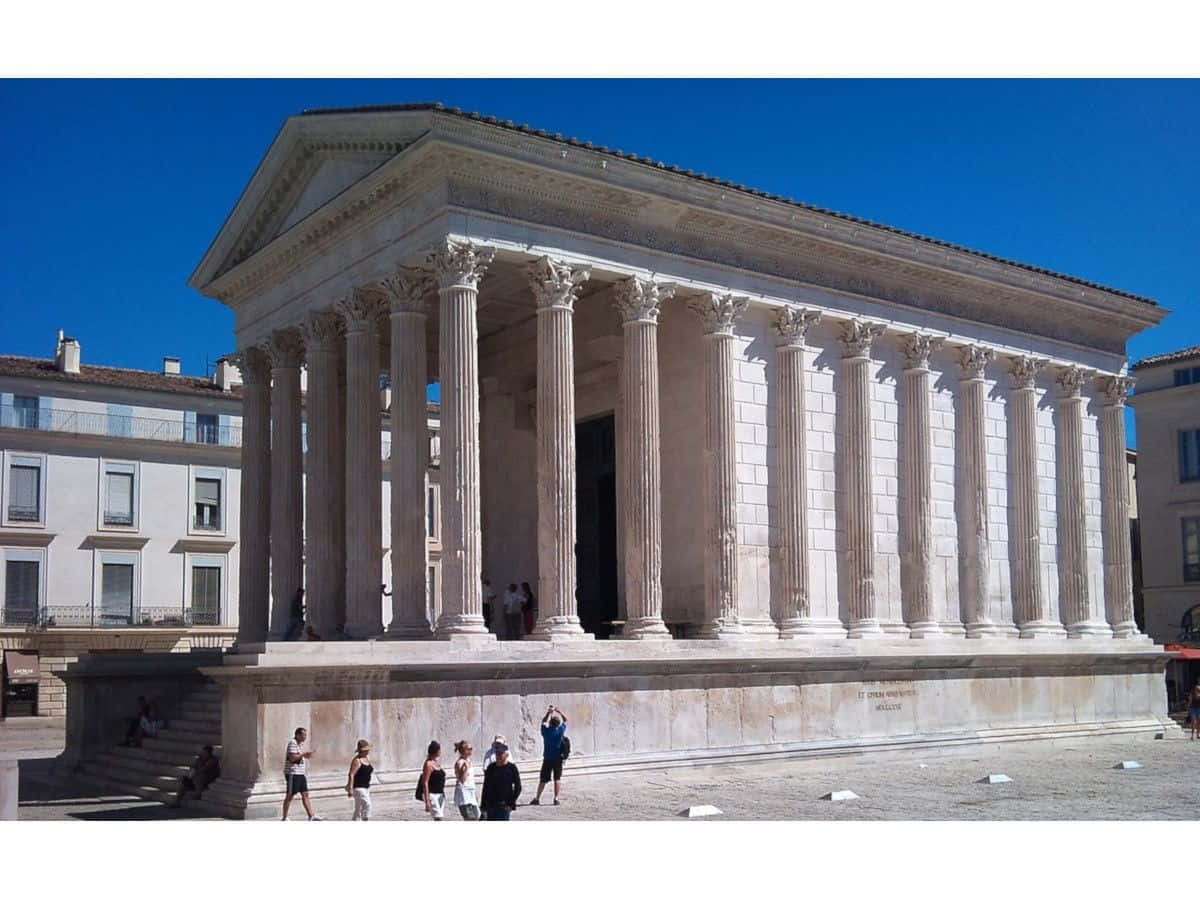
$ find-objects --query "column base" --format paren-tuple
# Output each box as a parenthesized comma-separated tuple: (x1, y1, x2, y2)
(1111, 621, 1144, 640)
(847, 619, 886, 639)
(965, 622, 1008, 639)
(530, 617, 592, 641)
(381, 622, 435, 640)
(617, 617, 672, 640)
(696, 619, 757, 640)
(1017, 621, 1067, 639)
(1066, 622, 1115, 639)
(778, 617, 848, 639)
(434, 614, 490, 638)
(907, 621, 945, 639)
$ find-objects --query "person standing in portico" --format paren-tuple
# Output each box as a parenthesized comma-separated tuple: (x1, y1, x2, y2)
(531, 705, 568, 806)
(501, 583, 524, 640)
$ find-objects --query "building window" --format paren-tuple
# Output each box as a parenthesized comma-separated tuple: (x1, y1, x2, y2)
(100, 561, 135, 625)
(8, 462, 41, 522)
(191, 565, 221, 625)
(3, 556, 40, 626)
(427, 485, 438, 539)
(1180, 430, 1200, 483)
(1175, 366, 1200, 387)
(195, 413, 219, 445)
(1185, 517, 1200, 583)
(194, 477, 221, 530)
(12, 395, 38, 430)
(102, 463, 137, 527)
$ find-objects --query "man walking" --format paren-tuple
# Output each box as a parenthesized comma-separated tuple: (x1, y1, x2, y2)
(531, 705, 568, 806)
(282, 726, 322, 821)
(479, 742, 521, 820)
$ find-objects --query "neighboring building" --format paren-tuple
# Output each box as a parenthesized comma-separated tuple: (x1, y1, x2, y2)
(0, 331, 441, 718)
(1130, 345, 1200, 700)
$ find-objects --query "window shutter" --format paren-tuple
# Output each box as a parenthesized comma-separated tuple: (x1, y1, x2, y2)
(106, 471, 133, 518)
(191, 566, 221, 624)
(195, 478, 221, 506)
(10, 465, 39, 515)
(4, 560, 39, 614)
(101, 563, 134, 619)
(184, 410, 196, 442)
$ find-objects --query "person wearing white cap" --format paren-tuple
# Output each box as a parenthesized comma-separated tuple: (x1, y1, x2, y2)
(482, 734, 506, 770)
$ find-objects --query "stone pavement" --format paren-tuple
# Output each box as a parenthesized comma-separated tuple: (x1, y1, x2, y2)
(9, 730, 1200, 821)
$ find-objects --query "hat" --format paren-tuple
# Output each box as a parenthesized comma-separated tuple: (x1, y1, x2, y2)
(495, 743, 509, 754)
(492, 734, 506, 745)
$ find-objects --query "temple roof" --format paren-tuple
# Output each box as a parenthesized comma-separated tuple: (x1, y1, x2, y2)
(295, 102, 1159, 308)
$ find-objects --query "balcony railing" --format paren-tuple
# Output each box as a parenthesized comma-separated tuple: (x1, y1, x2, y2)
(0, 403, 242, 448)
(0, 605, 221, 628)
(193, 514, 222, 531)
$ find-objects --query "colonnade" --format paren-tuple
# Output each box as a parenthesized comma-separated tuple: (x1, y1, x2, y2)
(234, 237, 1141, 644)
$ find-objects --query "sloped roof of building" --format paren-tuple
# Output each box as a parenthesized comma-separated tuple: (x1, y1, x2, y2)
(0, 355, 242, 399)
(299, 102, 1159, 307)
(1131, 345, 1200, 370)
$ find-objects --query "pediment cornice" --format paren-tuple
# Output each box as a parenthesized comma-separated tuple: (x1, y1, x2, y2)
(192, 111, 1165, 349)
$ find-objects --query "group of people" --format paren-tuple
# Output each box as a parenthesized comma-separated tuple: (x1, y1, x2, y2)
(282, 705, 571, 821)
(482, 578, 537, 640)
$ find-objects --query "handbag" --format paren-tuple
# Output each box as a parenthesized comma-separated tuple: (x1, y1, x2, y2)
(415, 773, 425, 801)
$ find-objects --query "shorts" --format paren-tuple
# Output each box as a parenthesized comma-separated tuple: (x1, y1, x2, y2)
(427, 792, 446, 820)
(1190, 706, 1200, 721)
(539, 758, 563, 783)
(285, 773, 309, 796)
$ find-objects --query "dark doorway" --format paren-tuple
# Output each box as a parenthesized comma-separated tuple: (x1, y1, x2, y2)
(576, 414, 618, 638)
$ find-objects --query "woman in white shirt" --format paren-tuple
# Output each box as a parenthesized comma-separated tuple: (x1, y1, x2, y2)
(453, 739, 479, 820)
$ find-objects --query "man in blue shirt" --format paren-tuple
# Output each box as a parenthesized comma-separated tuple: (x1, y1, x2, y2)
(531, 704, 568, 806)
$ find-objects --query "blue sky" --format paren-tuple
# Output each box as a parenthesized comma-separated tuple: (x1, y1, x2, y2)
(1, 79, 1196, 441)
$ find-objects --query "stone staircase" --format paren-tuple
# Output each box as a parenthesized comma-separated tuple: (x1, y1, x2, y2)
(74, 681, 222, 807)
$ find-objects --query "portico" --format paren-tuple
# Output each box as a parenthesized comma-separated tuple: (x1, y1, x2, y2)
(69, 102, 1172, 817)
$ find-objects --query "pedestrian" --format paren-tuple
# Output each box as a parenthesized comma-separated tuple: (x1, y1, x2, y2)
(480, 742, 521, 820)
(453, 739, 480, 820)
(282, 726, 322, 820)
(521, 581, 537, 635)
(346, 739, 373, 821)
(482, 734, 506, 771)
(1190, 683, 1200, 740)
(532, 705, 568, 806)
(502, 583, 524, 640)
(419, 740, 446, 820)
(482, 576, 498, 633)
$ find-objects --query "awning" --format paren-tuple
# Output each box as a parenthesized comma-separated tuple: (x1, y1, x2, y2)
(3, 651, 39, 685)
(1164, 644, 1200, 660)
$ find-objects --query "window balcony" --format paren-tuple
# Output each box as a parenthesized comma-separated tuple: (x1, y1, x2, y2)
(193, 514, 222, 531)
(10, 605, 215, 628)
(0, 402, 242, 448)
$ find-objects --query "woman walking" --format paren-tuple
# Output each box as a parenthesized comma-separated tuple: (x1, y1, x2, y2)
(1190, 683, 1200, 740)
(420, 740, 446, 820)
(453, 739, 480, 820)
(346, 739, 374, 821)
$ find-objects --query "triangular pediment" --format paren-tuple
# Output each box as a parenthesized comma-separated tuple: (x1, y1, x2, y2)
(191, 110, 435, 290)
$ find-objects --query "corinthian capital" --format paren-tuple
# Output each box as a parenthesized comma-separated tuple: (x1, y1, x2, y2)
(336, 287, 386, 334)
(901, 332, 944, 370)
(1098, 374, 1134, 407)
(1007, 355, 1047, 390)
(529, 257, 591, 311)
(839, 319, 886, 358)
(261, 328, 305, 369)
(379, 267, 434, 315)
(1055, 364, 1089, 399)
(956, 343, 994, 380)
(231, 346, 271, 384)
(688, 291, 749, 336)
(428, 238, 495, 290)
(614, 276, 674, 324)
(773, 306, 821, 348)
(299, 309, 345, 352)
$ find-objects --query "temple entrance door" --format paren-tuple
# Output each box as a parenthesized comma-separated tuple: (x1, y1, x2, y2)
(575, 414, 618, 638)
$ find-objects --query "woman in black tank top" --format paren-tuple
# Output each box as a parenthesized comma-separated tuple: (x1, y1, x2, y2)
(346, 739, 374, 821)
(421, 741, 446, 820)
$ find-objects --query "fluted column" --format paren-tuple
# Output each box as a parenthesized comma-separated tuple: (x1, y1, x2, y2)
(840, 320, 886, 638)
(955, 344, 1001, 638)
(775, 307, 841, 637)
(432, 239, 493, 637)
(337, 288, 385, 639)
(531, 257, 591, 639)
(1055, 366, 1109, 637)
(691, 292, 751, 639)
(234, 347, 271, 644)
(900, 333, 944, 637)
(1006, 356, 1062, 637)
(1098, 374, 1139, 638)
(382, 270, 433, 638)
(299, 311, 344, 639)
(264, 329, 304, 638)
(614, 277, 672, 639)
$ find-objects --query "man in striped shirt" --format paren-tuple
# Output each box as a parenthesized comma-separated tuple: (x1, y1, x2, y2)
(282, 727, 321, 821)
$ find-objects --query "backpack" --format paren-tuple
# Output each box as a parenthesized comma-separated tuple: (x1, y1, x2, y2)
(560, 735, 571, 761)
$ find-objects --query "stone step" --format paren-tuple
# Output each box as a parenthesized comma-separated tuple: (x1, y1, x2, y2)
(156, 725, 222, 745)
(77, 763, 179, 801)
(94, 750, 191, 780)
(175, 702, 221, 717)
(167, 712, 222, 730)
(108, 743, 224, 768)
(138, 733, 222, 756)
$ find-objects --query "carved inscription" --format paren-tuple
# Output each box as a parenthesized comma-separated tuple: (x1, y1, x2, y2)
(857, 680, 919, 712)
